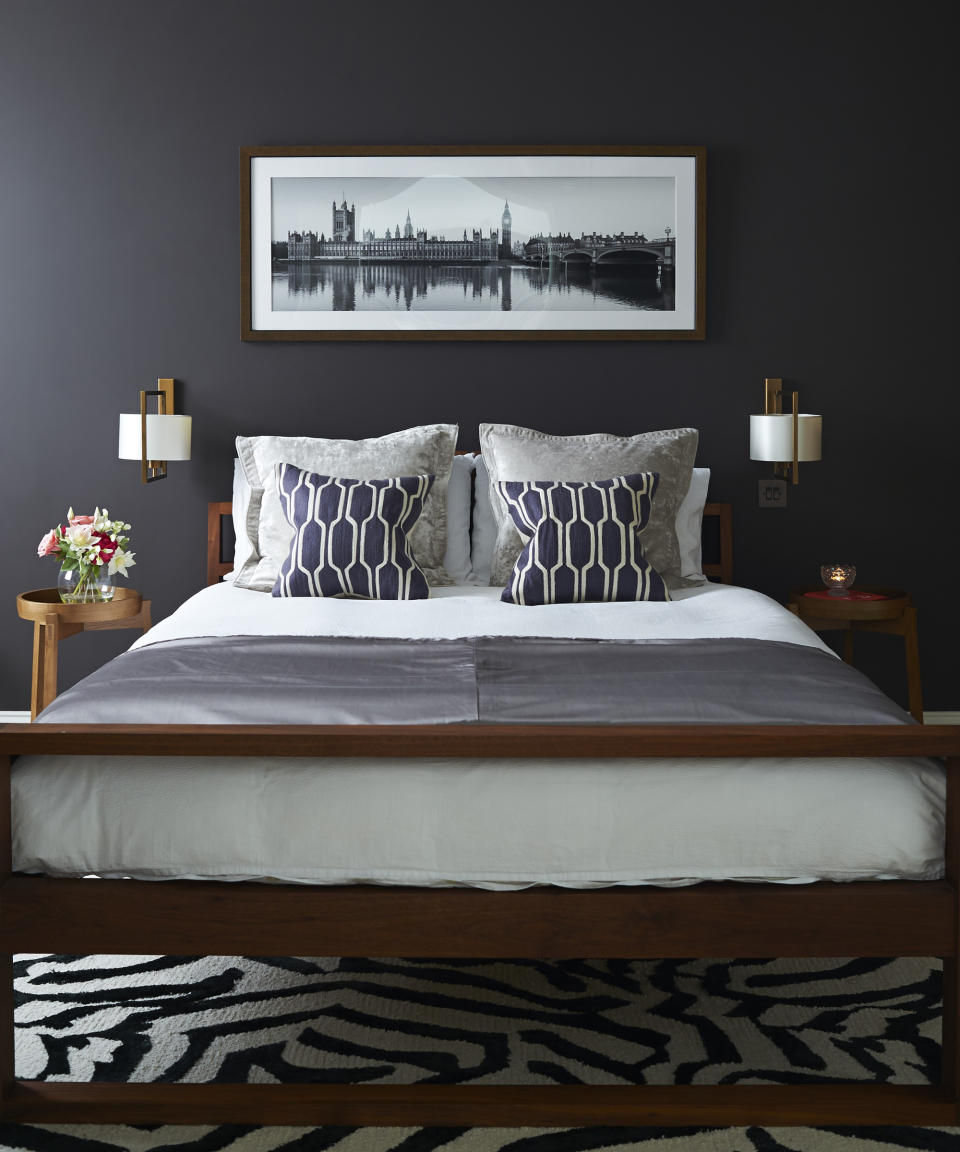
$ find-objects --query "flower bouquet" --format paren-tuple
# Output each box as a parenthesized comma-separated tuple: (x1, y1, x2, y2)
(38, 508, 136, 603)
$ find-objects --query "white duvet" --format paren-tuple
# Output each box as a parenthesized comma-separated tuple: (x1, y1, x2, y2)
(12, 582, 944, 888)
(133, 580, 836, 651)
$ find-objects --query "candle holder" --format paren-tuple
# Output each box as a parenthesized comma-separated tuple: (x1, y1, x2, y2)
(820, 563, 856, 597)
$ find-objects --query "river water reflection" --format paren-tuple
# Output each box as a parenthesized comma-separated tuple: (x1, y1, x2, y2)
(273, 262, 674, 312)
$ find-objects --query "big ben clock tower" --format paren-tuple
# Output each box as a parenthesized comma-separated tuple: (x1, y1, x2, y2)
(500, 201, 512, 260)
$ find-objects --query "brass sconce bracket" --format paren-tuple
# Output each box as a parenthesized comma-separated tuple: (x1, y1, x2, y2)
(764, 377, 782, 415)
(140, 377, 175, 483)
(764, 376, 800, 484)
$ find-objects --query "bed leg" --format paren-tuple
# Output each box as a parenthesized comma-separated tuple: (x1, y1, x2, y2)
(943, 757, 960, 1117)
(0, 754, 14, 1104)
(944, 959, 959, 1105)
(0, 954, 13, 1105)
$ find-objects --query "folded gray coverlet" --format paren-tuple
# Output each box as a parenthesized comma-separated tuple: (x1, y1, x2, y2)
(36, 636, 913, 728)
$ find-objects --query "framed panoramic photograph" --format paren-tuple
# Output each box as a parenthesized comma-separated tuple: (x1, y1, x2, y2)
(240, 145, 705, 341)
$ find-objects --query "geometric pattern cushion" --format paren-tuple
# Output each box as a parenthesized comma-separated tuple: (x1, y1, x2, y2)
(272, 464, 433, 600)
(496, 473, 670, 606)
(235, 424, 457, 591)
(478, 422, 699, 589)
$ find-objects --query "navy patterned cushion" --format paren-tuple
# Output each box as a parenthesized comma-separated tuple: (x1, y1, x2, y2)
(496, 474, 670, 605)
(272, 464, 434, 599)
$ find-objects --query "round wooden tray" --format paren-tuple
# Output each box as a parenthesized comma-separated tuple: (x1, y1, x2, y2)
(17, 586, 143, 625)
(789, 585, 908, 621)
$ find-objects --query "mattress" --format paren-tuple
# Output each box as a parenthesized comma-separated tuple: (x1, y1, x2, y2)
(10, 583, 944, 888)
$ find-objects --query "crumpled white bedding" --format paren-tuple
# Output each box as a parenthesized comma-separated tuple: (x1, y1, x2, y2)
(12, 582, 943, 888)
(133, 580, 836, 651)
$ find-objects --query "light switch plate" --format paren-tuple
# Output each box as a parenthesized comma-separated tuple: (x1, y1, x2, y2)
(758, 477, 787, 508)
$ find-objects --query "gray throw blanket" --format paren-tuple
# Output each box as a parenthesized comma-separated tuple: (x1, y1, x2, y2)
(36, 636, 913, 727)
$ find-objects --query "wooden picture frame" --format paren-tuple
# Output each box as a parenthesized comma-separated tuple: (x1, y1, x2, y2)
(240, 145, 706, 342)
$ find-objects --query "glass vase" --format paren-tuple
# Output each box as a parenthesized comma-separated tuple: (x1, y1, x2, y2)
(58, 563, 116, 604)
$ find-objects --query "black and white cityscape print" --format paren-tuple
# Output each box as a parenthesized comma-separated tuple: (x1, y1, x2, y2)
(271, 176, 677, 313)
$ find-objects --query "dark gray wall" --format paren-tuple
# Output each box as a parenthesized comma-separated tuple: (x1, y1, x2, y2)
(1, 0, 955, 710)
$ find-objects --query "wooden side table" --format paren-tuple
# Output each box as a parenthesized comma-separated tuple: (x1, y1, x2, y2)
(16, 588, 151, 719)
(787, 586, 922, 723)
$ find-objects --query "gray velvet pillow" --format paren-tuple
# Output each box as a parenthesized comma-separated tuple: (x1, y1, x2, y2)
(235, 424, 458, 591)
(478, 423, 699, 588)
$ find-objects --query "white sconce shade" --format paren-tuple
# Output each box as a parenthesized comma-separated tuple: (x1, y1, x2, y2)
(750, 378, 822, 489)
(750, 413, 822, 462)
(118, 378, 191, 483)
(118, 413, 192, 461)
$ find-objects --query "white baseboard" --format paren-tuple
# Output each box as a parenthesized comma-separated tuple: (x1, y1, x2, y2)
(925, 711, 960, 724)
(0, 710, 29, 724)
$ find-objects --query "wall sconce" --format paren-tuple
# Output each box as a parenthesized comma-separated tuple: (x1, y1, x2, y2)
(749, 377, 822, 485)
(118, 378, 192, 483)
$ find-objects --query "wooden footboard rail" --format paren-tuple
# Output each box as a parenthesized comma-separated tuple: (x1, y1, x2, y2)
(1, 722, 959, 1127)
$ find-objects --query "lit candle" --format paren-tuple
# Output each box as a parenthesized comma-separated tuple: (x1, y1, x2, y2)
(820, 564, 856, 596)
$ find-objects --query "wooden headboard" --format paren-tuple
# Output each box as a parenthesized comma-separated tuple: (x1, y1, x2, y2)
(207, 500, 733, 588)
(701, 502, 733, 585)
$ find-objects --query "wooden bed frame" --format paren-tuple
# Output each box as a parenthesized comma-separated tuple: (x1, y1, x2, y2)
(1, 500, 958, 1128)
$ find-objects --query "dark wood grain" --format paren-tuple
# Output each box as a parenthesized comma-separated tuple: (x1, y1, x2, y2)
(3, 876, 952, 958)
(904, 602, 924, 723)
(0, 756, 13, 1101)
(2, 1081, 955, 1126)
(703, 501, 733, 584)
(3, 723, 959, 759)
(943, 757, 960, 1099)
(238, 146, 252, 344)
(0, 757, 10, 879)
(210, 495, 733, 587)
(206, 501, 233, 587)
(788, 587, 924, 721)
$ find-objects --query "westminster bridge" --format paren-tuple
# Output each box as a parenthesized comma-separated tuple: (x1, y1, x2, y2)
(523, 234, 675, 271)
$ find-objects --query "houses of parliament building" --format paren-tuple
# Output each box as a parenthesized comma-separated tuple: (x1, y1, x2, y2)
(285, 200, 513, 263)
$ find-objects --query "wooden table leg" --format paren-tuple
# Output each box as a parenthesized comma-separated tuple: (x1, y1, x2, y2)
(39, 613, 60, 716)
(842, 627, 854, 665)
(903, 603, 923, 723)
(29, 622, 44, 721)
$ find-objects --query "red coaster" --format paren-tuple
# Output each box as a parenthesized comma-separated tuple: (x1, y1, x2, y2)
(804, 589, 888, 601)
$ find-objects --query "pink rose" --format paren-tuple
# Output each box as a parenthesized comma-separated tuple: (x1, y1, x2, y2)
(69, 514, 95, 527)
(37, 529, 59, 558)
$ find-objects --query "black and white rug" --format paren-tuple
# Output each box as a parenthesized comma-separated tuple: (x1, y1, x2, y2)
(1, 954, 957, 1151)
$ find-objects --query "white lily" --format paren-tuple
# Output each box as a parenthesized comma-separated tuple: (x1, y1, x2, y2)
(108, 549, 136, 577)
(64, 524, 98, 550)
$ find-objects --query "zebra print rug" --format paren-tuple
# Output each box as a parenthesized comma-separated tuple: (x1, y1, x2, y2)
(1, 954, 956, 1151)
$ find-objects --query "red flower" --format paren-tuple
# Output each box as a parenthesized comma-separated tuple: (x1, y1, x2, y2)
(94, 531, 117, 560)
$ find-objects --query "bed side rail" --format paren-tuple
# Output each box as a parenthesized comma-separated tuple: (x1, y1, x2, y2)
(2, 722, 959, 759)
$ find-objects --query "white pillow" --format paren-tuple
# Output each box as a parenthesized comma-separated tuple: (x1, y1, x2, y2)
(232, 458, 253, 574)
(230, 450, 476, 584)
(470, 455, 497, 585)
(676, 468, 710, 580)
(470, 460, 710, 586)
(443, 454, 474, 584)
